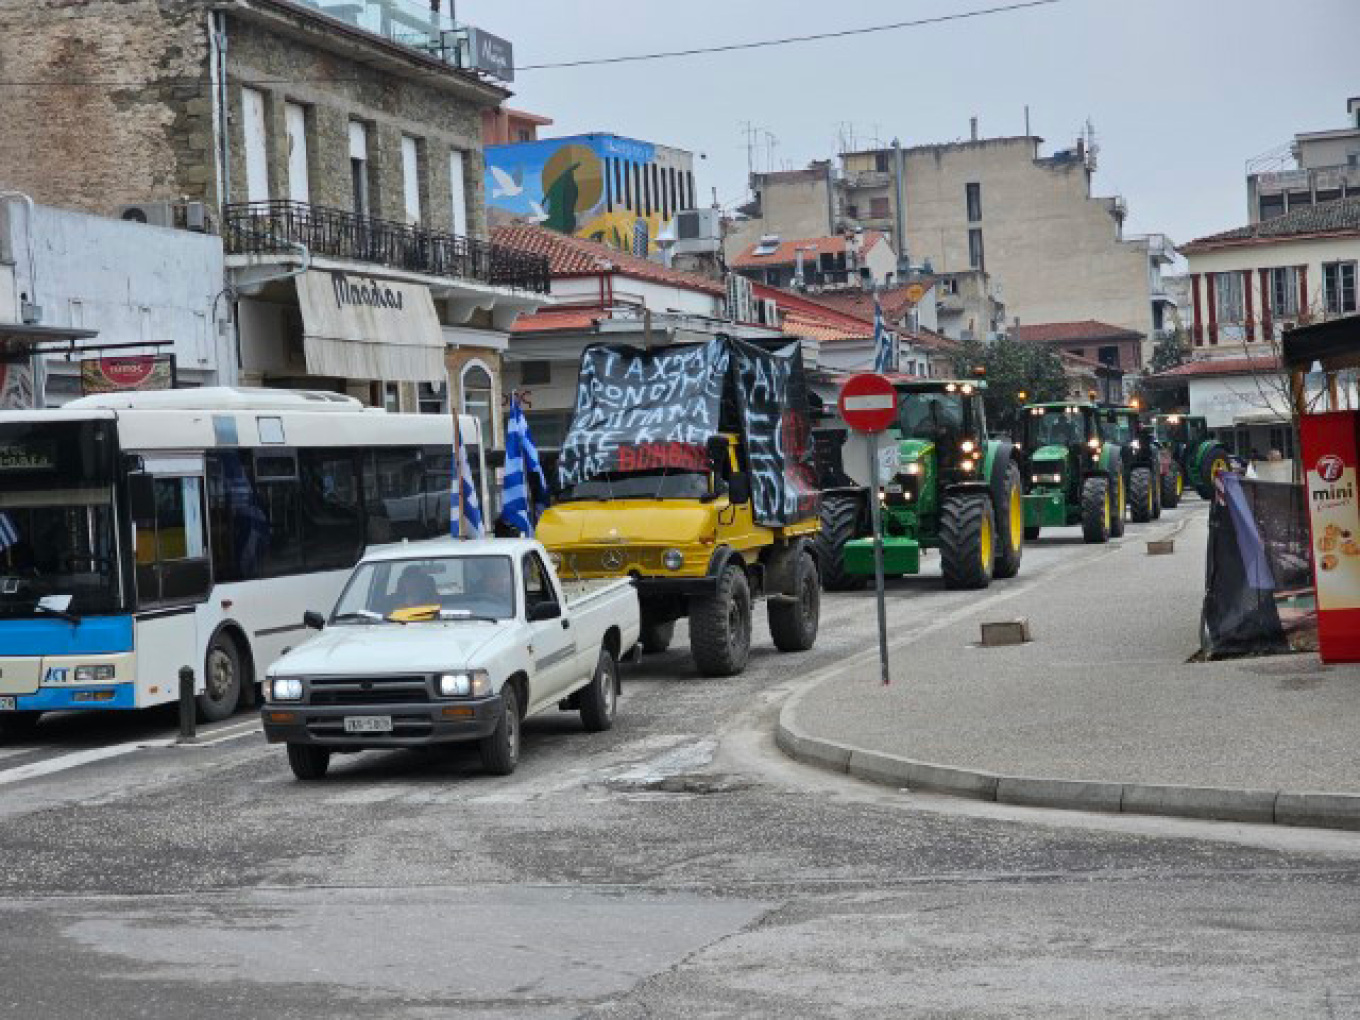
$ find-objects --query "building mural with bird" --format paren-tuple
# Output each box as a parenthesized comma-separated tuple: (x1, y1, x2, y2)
(485, 133, 697, 256)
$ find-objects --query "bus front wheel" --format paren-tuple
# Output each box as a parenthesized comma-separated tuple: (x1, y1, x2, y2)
(198, 636, 243, 723)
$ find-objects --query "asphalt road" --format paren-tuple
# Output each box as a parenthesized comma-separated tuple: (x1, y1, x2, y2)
(2, 504, 1359, 1019)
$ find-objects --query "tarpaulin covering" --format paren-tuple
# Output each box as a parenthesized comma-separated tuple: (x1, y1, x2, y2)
(556, 336, 818, 526)
(1202, 474, 1316, 658)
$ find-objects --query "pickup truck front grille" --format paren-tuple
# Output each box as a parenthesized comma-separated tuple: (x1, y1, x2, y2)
(308, 675, 432, 706)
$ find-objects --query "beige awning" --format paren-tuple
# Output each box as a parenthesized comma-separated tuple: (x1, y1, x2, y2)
(295, 270, 445, 382)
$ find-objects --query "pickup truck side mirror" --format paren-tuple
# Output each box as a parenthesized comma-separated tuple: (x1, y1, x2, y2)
(727, 472, 752, 505)
(303, 610, 326, 631)
(527, 601, 562, 623)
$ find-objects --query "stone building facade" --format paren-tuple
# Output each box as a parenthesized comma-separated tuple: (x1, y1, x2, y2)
(0, 0, 550, 432)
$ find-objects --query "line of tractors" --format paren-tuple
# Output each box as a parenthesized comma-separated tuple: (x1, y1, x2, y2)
(534, 349, 1232, 682)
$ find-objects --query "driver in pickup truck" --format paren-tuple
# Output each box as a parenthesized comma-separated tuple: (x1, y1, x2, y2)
(390, 565, 439, 612)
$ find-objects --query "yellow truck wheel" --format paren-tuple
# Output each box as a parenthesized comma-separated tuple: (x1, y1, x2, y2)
(690, 564, 752, 677)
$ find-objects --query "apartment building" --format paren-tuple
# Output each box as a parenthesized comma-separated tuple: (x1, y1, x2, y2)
(0, 0, 549, 434)
(726, 129, 1176, 365)
(1247, 98, 1360, 223)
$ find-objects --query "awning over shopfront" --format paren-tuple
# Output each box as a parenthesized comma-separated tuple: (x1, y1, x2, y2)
(295, 269, 444, 382)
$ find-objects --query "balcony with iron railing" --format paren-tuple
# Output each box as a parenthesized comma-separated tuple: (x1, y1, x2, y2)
(223, 201, 551, 294)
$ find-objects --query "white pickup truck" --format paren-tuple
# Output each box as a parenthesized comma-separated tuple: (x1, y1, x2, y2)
(260, 537, 641, 780)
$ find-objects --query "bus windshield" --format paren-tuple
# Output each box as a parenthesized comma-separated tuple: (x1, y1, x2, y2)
(0, 421, 124, 617)
(1023, 407, 1089, 448)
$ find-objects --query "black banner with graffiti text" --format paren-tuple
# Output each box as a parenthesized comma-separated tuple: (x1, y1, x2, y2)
(555, 337, 818, 528)
(557, 339, 730, 490)
(732, 339, 819, 526)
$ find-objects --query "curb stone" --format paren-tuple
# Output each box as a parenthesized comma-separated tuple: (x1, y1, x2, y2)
(777, 686, 1360, 833)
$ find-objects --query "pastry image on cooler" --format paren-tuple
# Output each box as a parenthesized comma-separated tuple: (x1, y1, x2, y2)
(1343, 540, 1360, 557)
(1324, 524, 1342, 539)
(1321, 554, 1339, 571)
(1319, 535, 1337, 553)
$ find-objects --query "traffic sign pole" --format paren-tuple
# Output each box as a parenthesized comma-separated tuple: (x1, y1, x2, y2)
(838, 373, 899, 688)
(866, 431, 891, 686)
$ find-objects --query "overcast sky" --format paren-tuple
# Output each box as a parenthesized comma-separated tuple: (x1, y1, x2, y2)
(463, 0, 1357, 251)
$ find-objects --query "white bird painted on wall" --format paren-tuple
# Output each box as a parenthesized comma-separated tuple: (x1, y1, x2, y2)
(527, 201, 549, 224)
(490, 165, 524, 199)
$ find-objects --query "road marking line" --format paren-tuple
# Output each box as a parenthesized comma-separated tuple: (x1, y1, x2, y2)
(0, 738, 173, 787)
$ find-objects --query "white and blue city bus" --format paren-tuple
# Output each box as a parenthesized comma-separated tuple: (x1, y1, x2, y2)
(0, 388, 490, 736)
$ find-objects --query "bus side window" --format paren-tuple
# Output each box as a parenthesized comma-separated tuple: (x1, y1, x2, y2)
(300, 449, 364, 571)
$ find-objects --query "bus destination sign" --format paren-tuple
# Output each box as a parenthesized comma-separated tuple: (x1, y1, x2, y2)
(0, 441, 57, 472)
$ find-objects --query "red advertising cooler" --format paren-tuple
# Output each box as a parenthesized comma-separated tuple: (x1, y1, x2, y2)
(1298, 411, 1360, 662)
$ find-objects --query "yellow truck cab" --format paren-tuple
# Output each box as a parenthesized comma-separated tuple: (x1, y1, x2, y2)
(536, 338, 821, 677)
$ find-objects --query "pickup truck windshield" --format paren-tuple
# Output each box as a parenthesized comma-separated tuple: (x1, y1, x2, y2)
(332, 555, 516, 623)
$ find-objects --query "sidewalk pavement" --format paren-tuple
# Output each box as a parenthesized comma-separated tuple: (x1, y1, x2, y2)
(779, 506, 1360, 831)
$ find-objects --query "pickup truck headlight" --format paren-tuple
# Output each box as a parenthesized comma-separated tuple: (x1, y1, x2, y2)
(271, 676, 303, 701)
(440, 670, 491, 698)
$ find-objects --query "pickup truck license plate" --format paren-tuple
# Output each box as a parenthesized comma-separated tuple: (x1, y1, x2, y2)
(0, 697, 15, 712)
(343, 715, 392, 734)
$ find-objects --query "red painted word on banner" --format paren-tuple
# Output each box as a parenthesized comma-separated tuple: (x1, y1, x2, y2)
(615, 442, 710, 473)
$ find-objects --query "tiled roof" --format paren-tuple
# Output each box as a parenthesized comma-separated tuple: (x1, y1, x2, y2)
(490, 224, 725, 296)
(1183, 197, 1360, 253)
(731, 231, 887, 268)
(781, 310, 872, 345)
(1149, 355, 1281, 379)
(803, 281, 933, 323)
(509, 306, 602, 334)
(1012, 320, 1144, 344)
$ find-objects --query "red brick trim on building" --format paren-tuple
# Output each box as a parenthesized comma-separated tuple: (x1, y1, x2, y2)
(1206, 273, 1218, 346)
(1190, 273, 1203, 346)
(1243, 268, 1255, 345)
(1259, 268, 1273, 343)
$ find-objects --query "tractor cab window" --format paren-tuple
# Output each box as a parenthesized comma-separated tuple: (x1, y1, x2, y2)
(1024, 407, 1091, 448)
(1156, 417, 1188, 443)
(1101, 413, 1136, 446)
(898, 392, 966, 442)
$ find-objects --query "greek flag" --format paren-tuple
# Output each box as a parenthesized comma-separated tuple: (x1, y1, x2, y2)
(0, 512, 17, 552)
(451, 426, 484, 539)
(872, 296, 895, 373)
(502, 394, 548, 537)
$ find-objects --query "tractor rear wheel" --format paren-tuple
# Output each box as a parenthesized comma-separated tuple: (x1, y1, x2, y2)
(815, 494, 867, 592)
(1081, 476, 1111, 544)
(1161, 461, 1182, 509)
(690, 564, 752, 677)
(1196, 444, 1230, 499)
(1108, 463, 1127, 538)
(1150, 465, 1163, 520)
(939, 494, 994, 590)
(1129, 467, 1154, 523)
(992, 463, 1024, 580)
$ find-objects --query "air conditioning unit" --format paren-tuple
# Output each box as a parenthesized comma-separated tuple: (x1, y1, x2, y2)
(674, 208, 721, 255)
(118, 202, 176, 228)
(726, 273, 755, 324)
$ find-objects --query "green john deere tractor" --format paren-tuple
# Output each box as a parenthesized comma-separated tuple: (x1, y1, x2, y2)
(815, 379, 1024, 591)
(1018, 401, 1126, 544)
(1098, 404, 1163, 523)
(1152, 413, 1231, 501)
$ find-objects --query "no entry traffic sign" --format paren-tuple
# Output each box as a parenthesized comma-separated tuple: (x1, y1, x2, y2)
(839, 373, 898, 433)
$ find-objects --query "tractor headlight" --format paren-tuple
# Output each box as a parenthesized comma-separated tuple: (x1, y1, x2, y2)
(440, 670, 491, 698)
(1130, 439, 1141, 451)
(960, 459, 976, 473)
(271, 676, 303, 701)
(904, 462, 921, 475)
(1087, 438, 1101, 450)
(960, 439, 976, 454)
(663, 548, 685, 571)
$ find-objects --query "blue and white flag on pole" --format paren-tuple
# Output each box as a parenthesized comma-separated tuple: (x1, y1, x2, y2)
(0, 512, 18, 552)
(451, 423, 484, 539)
(502, 394, 548, 537)
(872, 296, 895, 373)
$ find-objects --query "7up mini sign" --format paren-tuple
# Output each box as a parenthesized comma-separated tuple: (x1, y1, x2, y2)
(1299, 410, 1360, 662)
